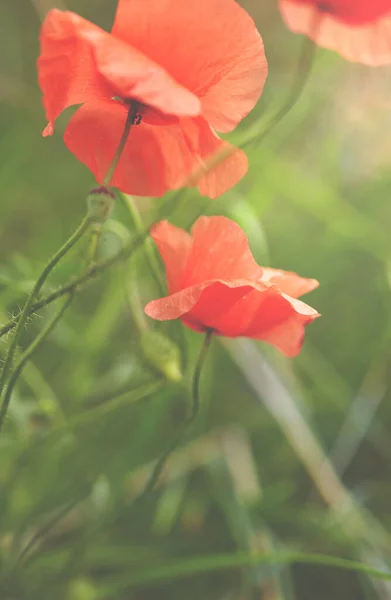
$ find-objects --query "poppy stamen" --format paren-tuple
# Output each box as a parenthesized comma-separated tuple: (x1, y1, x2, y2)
(132, 113, 142, 125)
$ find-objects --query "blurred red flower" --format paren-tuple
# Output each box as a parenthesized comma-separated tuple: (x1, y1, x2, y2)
(38, 0, 267, 198)
(145, 216, 320, 356)
(279, 0, 391, 65)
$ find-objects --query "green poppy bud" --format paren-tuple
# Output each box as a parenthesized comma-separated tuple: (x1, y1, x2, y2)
(87, 187, 115, 224)
(141, 330, 182, 382)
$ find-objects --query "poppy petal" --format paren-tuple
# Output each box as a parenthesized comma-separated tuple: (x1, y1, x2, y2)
(38, 9, 112, 136)
(260, 267, 319, 298)
(145, 216, 319, 355)
(38, 9, 200, 135)
(144, 279, 265, 322)
(145, 283, 211, 322)
(64, 99, 167, 196)
(258, 292, 320, 356)
(279, 0, 391, 65)
(182, 216, 263, 286)
(112, 0, 268, 132)
(149, 221, 192, 293)
(182, 282, 268, 334)
(145, 280, 319, 356)
(179, 118, 248, 198)
(64, 100, 247, 197)
(183, 283, 318, 342)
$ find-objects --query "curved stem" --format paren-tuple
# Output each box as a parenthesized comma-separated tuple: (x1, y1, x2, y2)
(0, 488, 90, 585)
(140, 329, 213, 497)
(18, 493, 84, 564)
(86, 103, 138, 264)
(191, 329, 213, 419)
(241, 35, 317, 150)
(0, 294, 74, 433)
(0, 190, 184, 340)
(0, 215, 91, 394)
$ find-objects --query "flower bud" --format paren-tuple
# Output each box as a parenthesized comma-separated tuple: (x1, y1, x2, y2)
(141, 330, 182, 382)
(87, 187, 115, 223)
(67, 578, 97, 600)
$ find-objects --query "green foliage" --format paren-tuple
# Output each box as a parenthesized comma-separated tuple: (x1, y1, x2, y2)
(1, 1, 391, 599)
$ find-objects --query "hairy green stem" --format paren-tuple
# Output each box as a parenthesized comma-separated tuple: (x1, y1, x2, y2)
(0, 294, 74, 432)
(0, 215, 91, 395)
(0, 190, 183, 340)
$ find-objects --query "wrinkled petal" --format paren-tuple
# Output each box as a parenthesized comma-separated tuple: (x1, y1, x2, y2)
(182, 216, 263, 287)
(145, 279, 266, 321)
(145, 279, 319, 356)
(189, 284, 319, 356)
(255, 294, 319, 356)
(179, 118, 248, 198)
(38, 9, 200, 135)
(145, 282, 213, 322)
(150, 221, 192, 293)
(112, 0, 267, 132)
(64, 99, 247, 197)
(145, 216, 319, 355)
(261, 267, 319, 298)
(38, 9, 112, 136)
(279, 0, 391, 65)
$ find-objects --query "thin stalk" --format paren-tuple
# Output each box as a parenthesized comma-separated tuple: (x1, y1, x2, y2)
(86, 223, 103, 265)
(0, 294, 73, 432)
(240, 34, 317, 150)
(4, 380, 164, 463)
(103, 102, 139, 186)
(0, 489, 90, 585)
(140, 330, 213, 497)
(125, 259, 149, 333)
(117, 192, 189, 364)
(0, 107, 137, 419)
(0, 215, 91, 393)
(0, 102, 144, 344)
(119, 192, 166, 295)
(0, 190, 184, 339)
(83, 377, 164, 411)
(86, 103, 138, 265)
(18, 493, 84, 564)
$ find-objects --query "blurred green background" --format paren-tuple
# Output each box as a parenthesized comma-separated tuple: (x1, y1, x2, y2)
(2, 0, 391, 598)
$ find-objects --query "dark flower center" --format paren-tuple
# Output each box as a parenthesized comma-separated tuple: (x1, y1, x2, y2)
(132, 113, 142, 125)
(112, 97, 143, 125)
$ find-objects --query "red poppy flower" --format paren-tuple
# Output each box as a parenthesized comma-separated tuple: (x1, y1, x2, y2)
(144, 216, 320, 356)
(279, 0, 391, 65)
(38, 0, 267, 198)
